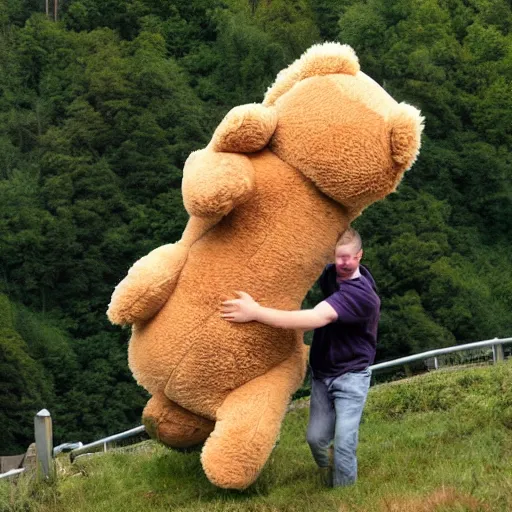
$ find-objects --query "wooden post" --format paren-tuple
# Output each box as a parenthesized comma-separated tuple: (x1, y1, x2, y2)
(54, 0, 58, 21)
(34, 409, 54, 480)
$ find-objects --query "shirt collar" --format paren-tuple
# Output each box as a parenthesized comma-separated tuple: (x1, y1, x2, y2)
(351, 266, 361, 279)
(336, 266, 361, 284)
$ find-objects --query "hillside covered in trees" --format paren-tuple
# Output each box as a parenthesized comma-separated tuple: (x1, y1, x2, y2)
(0, 0, 510, 455)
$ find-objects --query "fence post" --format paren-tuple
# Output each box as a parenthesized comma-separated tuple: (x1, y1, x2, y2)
(34, 409, 54, 480)
(495, 344, 505, 363)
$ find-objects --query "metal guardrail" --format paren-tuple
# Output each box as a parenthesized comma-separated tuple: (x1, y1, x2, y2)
(0, 468, 25, 480)
(369, 337, 512, 371)
(69, 425, 146, 462)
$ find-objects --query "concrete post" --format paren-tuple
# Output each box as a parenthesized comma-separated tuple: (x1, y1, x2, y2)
(34, 409, 54, 480)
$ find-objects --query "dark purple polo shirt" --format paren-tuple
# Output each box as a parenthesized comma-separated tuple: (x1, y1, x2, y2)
(309, 264, 380, 379)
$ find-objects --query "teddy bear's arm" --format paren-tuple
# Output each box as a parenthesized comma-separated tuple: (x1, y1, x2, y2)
(107, 101, 277, 323)
(182, 149, 255, 218)
(106, 242, 189, 326)
(182, 104, 277, 218)
(107, 216, 218, 326)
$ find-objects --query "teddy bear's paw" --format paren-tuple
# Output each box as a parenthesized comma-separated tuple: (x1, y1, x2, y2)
(182, 149, 255, 218)
(143, 416, 211, 450)
(210, 103, 277, 153)
(142, 394, 214, 449)
(107, 242, 189, 325)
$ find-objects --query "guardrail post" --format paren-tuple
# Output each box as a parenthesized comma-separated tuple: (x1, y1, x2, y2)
(494, 344, 504, 363)
(34, 409, 54, 480)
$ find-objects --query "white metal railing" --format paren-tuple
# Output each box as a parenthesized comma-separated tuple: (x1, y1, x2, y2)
(369, 337, 511, 371)
(0, 468, 25, 480)
(69, 426, 146, 462)
(1, 336, 510, 480)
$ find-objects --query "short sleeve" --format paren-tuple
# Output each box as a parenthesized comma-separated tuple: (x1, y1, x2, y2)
(325, 288, 374, 324)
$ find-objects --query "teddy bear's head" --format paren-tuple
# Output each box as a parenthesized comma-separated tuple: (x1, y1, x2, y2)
(208, 42, 424, 218)
(262, 43, 424, 215)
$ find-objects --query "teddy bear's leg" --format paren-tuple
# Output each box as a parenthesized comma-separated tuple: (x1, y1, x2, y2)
(143, 392, 215, 449)
(201, 345, 307, 489)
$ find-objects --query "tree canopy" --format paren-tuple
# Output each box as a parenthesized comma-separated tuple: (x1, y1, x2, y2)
(0, 0, 510, 454)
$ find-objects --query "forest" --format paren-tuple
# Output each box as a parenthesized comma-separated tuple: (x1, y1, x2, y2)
(0, 0, 510, 455)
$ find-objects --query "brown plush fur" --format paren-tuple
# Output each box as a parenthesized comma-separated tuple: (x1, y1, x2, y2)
(107, 42, 424, 489)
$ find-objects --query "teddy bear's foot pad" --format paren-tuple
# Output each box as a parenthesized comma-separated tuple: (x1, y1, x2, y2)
(143, 392, 214, 449)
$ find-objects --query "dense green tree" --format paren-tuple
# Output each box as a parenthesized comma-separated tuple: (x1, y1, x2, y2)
(378, 291, 455, 361)
(0, 294, 53, 454)
(355, 184, 511, 359)
(0, 0, 510, 453)
(56, 332, 147, 443)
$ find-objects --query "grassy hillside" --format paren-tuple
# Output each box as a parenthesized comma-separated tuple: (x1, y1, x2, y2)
(3, 361, 512, 512)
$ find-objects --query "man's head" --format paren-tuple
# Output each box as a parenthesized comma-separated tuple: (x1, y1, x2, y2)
(334, 228, 363, 280)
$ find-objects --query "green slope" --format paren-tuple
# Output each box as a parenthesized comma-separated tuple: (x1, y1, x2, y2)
(3, 361, 512, 512)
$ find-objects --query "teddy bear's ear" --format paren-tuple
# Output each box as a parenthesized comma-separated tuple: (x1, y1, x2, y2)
(210, 104, 278, 153)
(263, 43, 360, 106)
(389, 103, 425, 171)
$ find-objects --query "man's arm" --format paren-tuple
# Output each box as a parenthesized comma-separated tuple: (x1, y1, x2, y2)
(220, 292, 338, 331)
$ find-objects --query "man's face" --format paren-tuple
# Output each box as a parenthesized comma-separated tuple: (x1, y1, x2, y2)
(335, 242, 363, 280)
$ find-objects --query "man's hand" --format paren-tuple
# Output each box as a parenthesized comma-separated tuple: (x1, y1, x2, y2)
(221, 291, 260, 323)
(220, 292, 338, 330)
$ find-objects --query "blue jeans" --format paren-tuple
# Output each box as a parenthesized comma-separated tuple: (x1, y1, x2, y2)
(306, 369, 371, 487)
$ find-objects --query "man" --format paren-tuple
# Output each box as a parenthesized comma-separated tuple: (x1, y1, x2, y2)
(220, 228, 380, 487)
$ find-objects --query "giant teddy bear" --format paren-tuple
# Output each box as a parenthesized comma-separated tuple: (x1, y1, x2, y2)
(107, 42, 424, 489)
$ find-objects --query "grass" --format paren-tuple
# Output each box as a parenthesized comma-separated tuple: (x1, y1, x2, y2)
(2, 361, 512, 512)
